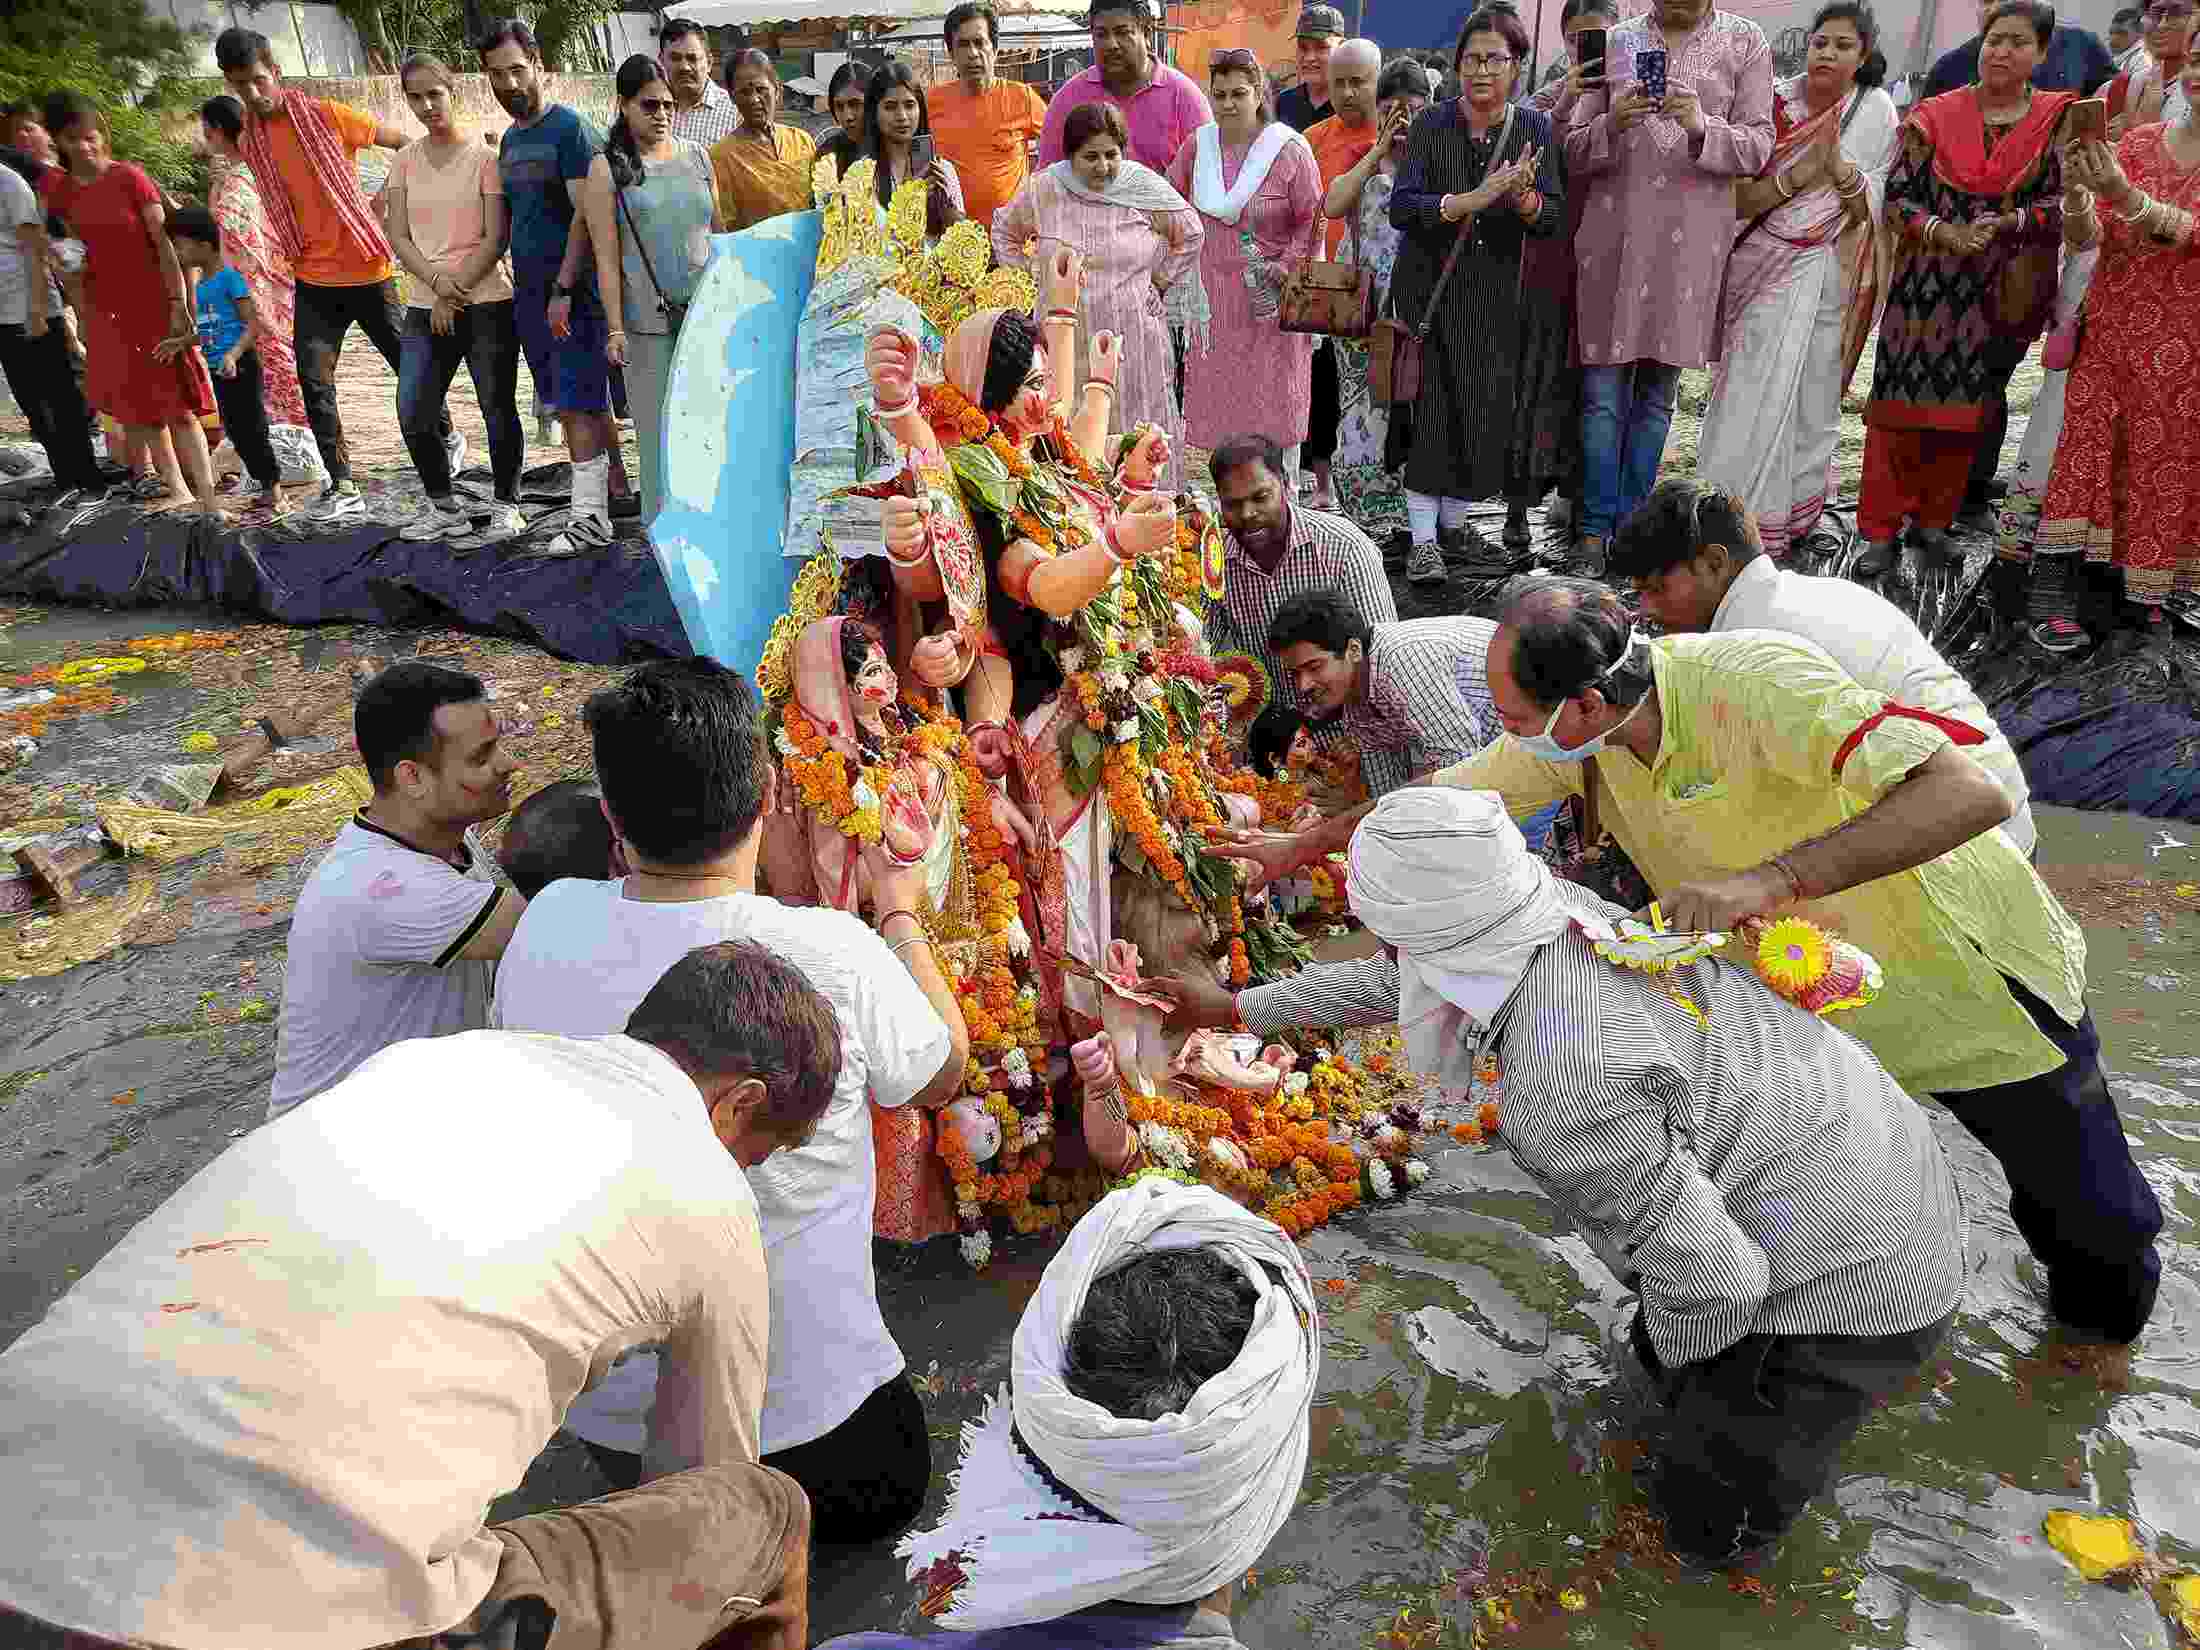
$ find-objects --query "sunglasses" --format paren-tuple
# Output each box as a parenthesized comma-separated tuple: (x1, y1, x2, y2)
(636, 96, 674, 113)
(1211, 48, 1263, 69)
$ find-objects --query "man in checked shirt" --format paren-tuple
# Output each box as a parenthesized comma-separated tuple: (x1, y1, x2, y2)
(1267, 588, 1497, 798)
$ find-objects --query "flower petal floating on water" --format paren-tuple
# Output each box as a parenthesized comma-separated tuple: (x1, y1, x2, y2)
(2044, 1510, 2146, 1582)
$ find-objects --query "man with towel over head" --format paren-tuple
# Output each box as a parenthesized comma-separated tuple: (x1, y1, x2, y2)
(1348, 786, 1964, 1571)
(816, 1178, 1318, 1649)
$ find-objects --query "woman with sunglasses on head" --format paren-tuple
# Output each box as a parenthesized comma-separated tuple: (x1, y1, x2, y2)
(1387, 5, 1564, 588)
(1164, 47, 1320, 479)
(859, 61, 966, 237)
(585, 53, 724, 529)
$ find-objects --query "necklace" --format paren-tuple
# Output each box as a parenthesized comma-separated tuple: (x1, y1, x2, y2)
(630, 866, 744, 896)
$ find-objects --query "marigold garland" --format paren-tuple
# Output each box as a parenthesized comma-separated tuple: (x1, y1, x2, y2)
(777, 704, 886, 843)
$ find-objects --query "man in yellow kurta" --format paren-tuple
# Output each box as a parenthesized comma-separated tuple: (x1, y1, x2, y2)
(1438, 578, 2160, 1346)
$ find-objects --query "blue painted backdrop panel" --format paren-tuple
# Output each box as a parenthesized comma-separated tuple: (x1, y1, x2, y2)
(650, 210, 822, 677)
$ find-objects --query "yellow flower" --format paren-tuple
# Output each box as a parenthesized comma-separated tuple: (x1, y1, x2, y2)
(1754, 916, 1831, 996)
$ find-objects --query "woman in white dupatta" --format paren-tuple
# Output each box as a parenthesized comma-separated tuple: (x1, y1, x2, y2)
(1697, 1, 1898, 559)
(993, 102, 1206, 490)
(1165, 49, 1322, 475)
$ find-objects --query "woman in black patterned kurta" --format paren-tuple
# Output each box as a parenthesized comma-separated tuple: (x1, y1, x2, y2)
(1390, 6, 1566, 585)
(1856, 1, 2071, 573)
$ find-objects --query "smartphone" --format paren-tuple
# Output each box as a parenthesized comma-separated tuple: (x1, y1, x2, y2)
(2069, 96, 2108, 141)
(1577, 26, 1608, 81)
(1636, 47, 1669, 101)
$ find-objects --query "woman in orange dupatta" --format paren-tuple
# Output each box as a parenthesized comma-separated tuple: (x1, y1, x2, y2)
(1855, 0, 2076, 576)
(1698, 1, 1897, 558)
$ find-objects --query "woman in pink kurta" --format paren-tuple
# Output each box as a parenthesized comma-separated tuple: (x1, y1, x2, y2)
(1165, 50, 1320, 458)
(1560, 0, 1775, 563)
(992, 101, 1204, 489)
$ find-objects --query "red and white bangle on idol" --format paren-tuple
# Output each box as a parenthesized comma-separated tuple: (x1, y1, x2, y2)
(1044, 307, 1078, 325)
(1103, 522, 1130, 565)
(874, 388, 917, 419)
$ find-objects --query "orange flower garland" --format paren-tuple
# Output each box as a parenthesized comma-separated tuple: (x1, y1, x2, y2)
(1105, 745, 1195, 909)
(777, 704, 888, 843)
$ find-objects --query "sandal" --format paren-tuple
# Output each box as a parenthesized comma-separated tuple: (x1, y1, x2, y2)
(2027, 616, 2090, 654)
(2161, 592, 2200, 634)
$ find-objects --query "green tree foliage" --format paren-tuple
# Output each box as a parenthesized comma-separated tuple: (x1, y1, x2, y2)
(0, 0, 203, 196)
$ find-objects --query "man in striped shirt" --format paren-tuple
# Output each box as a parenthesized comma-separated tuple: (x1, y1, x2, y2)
(1351, 787, 1964, 1569)
(1206, 435, 1397, 742)
(1268, 589, 1497, 797)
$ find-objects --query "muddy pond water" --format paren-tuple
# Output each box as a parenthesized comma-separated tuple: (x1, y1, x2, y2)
(0, 602, 2195, 1649)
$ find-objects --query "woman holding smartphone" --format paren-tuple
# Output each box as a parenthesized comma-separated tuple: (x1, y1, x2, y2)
(2005, 50, 2200, 649)
(1695, 1, 1897, 560)
(1523, 0, 1620, 543)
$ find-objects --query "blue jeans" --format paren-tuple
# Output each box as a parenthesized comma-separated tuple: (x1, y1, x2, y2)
(1580, 361, 1682, 540)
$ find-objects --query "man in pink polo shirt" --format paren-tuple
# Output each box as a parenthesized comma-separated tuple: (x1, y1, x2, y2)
(1039, 0, 1213, 172)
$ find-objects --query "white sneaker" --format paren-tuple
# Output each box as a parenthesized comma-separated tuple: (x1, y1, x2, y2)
(444, 428, 468, 478)
(400, 496, 472, 541)
(317, 480, 365, 521)
(450, 502, 527, 549)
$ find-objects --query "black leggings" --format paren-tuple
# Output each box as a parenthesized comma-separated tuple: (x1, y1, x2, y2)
(210, 348, 281, 488)
(583, 1374, 932, 1548)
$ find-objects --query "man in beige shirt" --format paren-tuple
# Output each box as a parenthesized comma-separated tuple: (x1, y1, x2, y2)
(0, 942, 840, 1650)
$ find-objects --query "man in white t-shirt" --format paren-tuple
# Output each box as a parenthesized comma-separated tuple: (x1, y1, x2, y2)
(270, 661, 527, 1121)
(1610, 479, 2037, 854)
(0, 943, 840, 1650)
(495, 657, 969, 1547)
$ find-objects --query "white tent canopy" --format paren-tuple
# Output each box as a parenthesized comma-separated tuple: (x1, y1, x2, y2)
(664, 0, 1083, 24)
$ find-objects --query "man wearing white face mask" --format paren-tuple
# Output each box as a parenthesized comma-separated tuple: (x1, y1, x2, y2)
(1438, 577, 2159, 1353)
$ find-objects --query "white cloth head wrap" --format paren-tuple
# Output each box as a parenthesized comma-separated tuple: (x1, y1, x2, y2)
(899, 1179, 1318, 1629)
(1346, 787, 1571, 1093)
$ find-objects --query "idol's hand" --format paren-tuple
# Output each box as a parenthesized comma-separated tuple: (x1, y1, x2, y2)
(1044, 244, 1084, 314)
(909, 630, 963, 687)
(1112, 489, 1176, 558)
(1124, 424, 1171, 486)
(883, 493, 929, 560)
(864, 325, 919, 406)
(1089, 328, 1122, 386)
(970, 722, 1014, 779)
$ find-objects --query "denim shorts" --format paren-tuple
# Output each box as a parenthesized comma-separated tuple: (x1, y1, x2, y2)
(513, 276, 611, 416)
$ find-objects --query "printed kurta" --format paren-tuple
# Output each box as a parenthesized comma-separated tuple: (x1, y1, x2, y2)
(1388, 101, 1565, 501)
(207, 155, 307, 430)
(1332, 165, 1407, 536)
(1866, 96, 2067, 433)
(992, 169, 1202, 489)
(1165, 131, 1321, 450)
(2032, 125, 2200, 603)
(709, 124, 816, 230)
(1565, 11, 1777, 368)
(1697, 81, 1898, 554)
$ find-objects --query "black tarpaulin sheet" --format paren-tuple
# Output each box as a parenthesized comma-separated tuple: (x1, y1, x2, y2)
(0, 510, 691, 667)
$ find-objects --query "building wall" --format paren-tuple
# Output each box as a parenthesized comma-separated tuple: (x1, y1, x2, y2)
(163, 1, 659, 78)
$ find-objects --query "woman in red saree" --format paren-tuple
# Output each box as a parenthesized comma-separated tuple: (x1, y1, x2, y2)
(1855, 1, 2076, 576)
(2012, 62, 2200, 645)
(1698, 1, 1897, 558)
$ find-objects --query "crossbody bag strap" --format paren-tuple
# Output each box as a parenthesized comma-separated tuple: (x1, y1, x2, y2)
(1414, 103, 1515, 340)
(615, 166, 672, 314)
